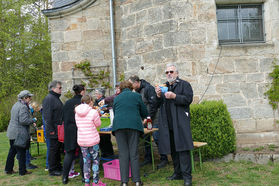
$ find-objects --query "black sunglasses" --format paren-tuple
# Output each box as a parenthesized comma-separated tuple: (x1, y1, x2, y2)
(165, 71, 174, 74)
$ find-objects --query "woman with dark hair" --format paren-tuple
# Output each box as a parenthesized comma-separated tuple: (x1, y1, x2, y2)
(112, 81, 148, 186)
(62, 84, 85, 184)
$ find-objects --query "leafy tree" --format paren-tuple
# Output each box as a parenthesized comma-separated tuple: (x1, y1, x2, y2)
(0, 0, 52, 131)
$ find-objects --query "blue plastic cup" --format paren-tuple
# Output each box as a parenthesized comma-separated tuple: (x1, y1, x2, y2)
(159, 86, 168, 93)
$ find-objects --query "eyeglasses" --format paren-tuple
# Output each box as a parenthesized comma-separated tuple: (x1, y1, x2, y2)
(165, 71, 174, 74)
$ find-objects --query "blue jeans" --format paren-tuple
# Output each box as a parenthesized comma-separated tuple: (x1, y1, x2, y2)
(45, 138, 50, 168)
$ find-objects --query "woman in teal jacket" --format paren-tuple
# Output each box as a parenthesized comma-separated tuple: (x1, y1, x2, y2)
(112, 81, 148, 186)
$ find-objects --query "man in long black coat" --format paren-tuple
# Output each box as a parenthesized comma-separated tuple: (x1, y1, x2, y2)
(42, 80, 63, 176)
(155, 63, 194, 186)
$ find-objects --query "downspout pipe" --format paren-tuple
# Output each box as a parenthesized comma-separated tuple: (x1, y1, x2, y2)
(110, 0, 117, 90)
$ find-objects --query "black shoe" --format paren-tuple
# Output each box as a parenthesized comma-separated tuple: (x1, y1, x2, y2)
(49, 170, 62, 176)
(140, 159, 152, 167)
(157, 160, 168, 169)
(20, 170, 32, 176)
(26, 163, 38, 169)
(135, 181, 143, 186)
(5, 170, 17, 175)
(184, 179, 192, 186)
(62, 176, 68, 184)
(166, 173, 183, 180)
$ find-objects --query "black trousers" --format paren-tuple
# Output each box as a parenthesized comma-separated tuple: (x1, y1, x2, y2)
(115, 129, 141, 183)
(48, 138, 62, 173)
(100, 134, 114, 157)
(5, 140, 27, 175)
(62, 148, 84, 178)
(144, 134, 168, 162)
(169, 130, 192, 181)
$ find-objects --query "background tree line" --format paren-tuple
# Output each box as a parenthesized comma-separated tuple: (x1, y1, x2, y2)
(0, 0, 53, 131)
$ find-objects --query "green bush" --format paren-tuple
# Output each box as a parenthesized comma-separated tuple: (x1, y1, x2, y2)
(191, 100, 236, 159)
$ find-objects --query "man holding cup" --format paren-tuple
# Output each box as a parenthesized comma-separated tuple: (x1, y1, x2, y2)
(155, 63, 194, 186)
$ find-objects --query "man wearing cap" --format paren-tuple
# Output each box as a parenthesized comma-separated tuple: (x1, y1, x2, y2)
(5, 90, 37, 176)
(42, 80, 63, 176)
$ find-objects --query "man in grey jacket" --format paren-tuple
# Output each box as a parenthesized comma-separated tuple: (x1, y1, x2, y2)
(5, 90, 36, 176)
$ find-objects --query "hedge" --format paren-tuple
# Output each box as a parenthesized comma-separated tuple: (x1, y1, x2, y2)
(191, 100, 236, 159)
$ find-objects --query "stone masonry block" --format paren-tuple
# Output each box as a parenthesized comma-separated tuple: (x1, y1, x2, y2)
(144, 20, 177, 36)
(130, 0, 152, 12)
(61, 62, 77, 72)
(235, 58, 258, 73)
(136, 10, 148, 24)
(62, 42, 78, 51)
(163, 1, 193, 19)
(148, 7, 162, 24)
(223, 94, 247, 107)
(256, 118, 275, 131)
(234, 119, 257, 133)
(191, 28, 206, 44)
(236, 132, 279, 145)
(143, 48, 177, 64)
(254, 103, 274, 118)
(223, 74, 246, 82)
(247, 73, 264, 82)
(228, 107, 252, 119)
(136, 39, 153, 54)
(207, 58, 235, 74)
(51, 31, 64, 43)
(49, 19, 68, 31)
(121, 40, 136, 56)
(127, 55, 141, 70)
(121, 14, 135, 28)
(260, 58, 278, 73)
(126, 25, 143, 39)
(178, 45, 205, 60)
(164, 31, 191, 47)
(216, 83, 240, 94)
(64, 30, 82, 42)
(240, 83, 258, 99)
(81, 50, 105, 60)
(52, 52, 69, 62)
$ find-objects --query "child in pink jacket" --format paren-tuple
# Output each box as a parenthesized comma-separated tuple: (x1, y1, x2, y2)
(75, 95, 106, 186)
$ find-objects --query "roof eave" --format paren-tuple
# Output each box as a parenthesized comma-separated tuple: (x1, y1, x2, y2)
(42, 0, 97, 19)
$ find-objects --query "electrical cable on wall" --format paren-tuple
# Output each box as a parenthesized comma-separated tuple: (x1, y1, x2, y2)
(198, 46, 223, 103)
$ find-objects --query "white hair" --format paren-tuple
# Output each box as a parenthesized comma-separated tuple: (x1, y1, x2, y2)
(166, 63, 179, 73)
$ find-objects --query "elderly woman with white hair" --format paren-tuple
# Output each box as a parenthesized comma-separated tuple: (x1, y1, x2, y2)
(4, 90, 37, 176)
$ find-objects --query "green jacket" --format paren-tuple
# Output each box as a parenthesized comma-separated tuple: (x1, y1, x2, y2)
(112, 88, 148, 133)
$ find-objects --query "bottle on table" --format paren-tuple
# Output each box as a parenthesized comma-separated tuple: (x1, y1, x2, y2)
(146, 116, 152, 130)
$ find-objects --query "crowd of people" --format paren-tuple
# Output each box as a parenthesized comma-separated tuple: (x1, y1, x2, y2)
(4, 63, 194, 186)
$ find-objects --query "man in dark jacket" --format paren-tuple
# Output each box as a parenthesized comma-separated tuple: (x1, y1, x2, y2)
(155, 64, 194, 186)
(42, 80, 63, 176)
(129, 75, 168, 169)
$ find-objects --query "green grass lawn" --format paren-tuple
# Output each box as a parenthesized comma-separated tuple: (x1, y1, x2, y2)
(1, 131, 279, 186)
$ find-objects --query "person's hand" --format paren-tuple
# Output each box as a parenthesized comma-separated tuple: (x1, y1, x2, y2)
(98, 100, 105, 107)
(32, 117, 37, 122)
(165, 91, 176, 99)
(33, 123, 36, 127)
(143, 119, 147, 124)
(155, 85, 161, 98)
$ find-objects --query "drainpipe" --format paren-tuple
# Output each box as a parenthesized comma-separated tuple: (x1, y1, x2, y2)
(109, 0, 117, 89)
